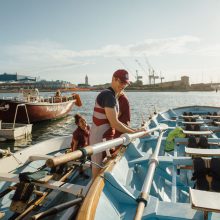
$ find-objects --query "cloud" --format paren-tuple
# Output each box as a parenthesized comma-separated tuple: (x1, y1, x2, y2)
(2, 35, 219, 74)
(72, 36, 201, 57)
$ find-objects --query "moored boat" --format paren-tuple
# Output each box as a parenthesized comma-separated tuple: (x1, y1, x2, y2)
(0, 103, 32, 140)
(0, 89, 82, 123)
(0, 135, 92, 219)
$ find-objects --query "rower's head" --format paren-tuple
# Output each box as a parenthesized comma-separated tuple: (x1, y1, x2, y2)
(111, 69, 130, 94)
(74, 114, 87, 130)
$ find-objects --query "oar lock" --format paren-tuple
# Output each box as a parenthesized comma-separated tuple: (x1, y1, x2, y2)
(78, 148, 89, 163)
(120, 133, 132, 146)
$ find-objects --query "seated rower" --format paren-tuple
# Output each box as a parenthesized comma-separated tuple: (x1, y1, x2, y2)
(55, 89, 61, 97)
(71, 114, 90, 179)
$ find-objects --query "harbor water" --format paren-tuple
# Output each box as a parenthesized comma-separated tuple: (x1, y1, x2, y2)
(0, 91, 220, 151)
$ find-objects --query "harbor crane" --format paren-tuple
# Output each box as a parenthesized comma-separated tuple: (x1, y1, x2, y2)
(145, 57, 159, 85)
(160, 72, 165, 83)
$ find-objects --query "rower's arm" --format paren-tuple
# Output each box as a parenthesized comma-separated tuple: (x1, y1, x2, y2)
(105, 107, 135, 133)
(71, 138, 78, 151)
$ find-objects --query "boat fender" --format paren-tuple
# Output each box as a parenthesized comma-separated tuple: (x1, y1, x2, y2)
(72, 93, 82, 107)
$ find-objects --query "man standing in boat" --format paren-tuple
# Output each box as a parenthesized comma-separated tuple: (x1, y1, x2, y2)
(90, 69, 139, 177)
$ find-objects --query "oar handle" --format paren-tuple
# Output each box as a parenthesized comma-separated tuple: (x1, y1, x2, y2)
(46, 147, 93, 168)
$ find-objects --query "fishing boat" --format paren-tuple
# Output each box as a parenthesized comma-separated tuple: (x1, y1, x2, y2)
(0, 89, 82, 123)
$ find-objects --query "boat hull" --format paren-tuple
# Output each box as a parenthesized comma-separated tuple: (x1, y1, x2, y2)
(0, 123, 32, 140)
(0, 99, 75, 123)
(77, 105, 220, 220)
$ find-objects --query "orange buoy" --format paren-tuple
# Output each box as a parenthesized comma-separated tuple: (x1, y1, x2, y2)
(73, 93, 82, 107)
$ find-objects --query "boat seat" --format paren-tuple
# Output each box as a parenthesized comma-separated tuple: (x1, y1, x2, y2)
(203, 115, 220, 119)
(214, 121, 220, 126)
(185, 147, 220, 156)
(190, 188, 220, 220)
(183, 130, 212, 136)
(182, 121, 204, 125)
(181, 115, 199, 119)
(0, 172, 87, 196)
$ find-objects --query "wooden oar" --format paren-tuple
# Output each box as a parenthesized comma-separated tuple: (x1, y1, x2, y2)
(134, 131, 165, 220)
(15, 167, 76, 220)
(31, 198, 83, 220)
(46, 124, 168, 168)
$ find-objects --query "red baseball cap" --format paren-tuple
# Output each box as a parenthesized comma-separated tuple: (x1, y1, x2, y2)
(113, 69, 130, 84)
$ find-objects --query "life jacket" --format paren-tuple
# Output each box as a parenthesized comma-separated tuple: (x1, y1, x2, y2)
(192, 158, 209, 191)
(165, 127, 186, 152)
(187, 136, 209, 149)
(197, 136, 210, 149)
(210, 158, 220, 192)
(187, 136, 197, 148)
(192, 158, 220, 192)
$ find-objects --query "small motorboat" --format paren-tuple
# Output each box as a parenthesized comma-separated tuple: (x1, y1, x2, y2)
(0, 88, 82, 123)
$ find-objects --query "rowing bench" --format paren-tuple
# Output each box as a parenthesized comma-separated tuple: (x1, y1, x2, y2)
(214, 121, 220, 126)
(0, 173, 87, 196)
(203, 115, 220, 119)
(190, 188, 220, 220)
(185, 147, 220, 157)
(181, 115, 200, 119)
(183, 130, 213, 136)
(182, 121, 204, 125)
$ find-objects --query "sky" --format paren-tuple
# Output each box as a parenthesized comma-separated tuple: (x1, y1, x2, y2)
(1, 0, 220, 85)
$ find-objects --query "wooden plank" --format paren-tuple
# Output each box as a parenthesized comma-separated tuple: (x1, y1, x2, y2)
(214, 121, 220, 126)
(183, 130, 212, 135)
(190, 188, 220, 212)
(203, 115, 220, 119)
(182, 121, 204, 125)
(181, 115, 199, 119)
(0, 173, 85, 195)
(185, 147, 220, 156)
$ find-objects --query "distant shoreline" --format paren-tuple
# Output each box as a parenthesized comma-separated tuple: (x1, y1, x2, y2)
(0, 88, 216, 93)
